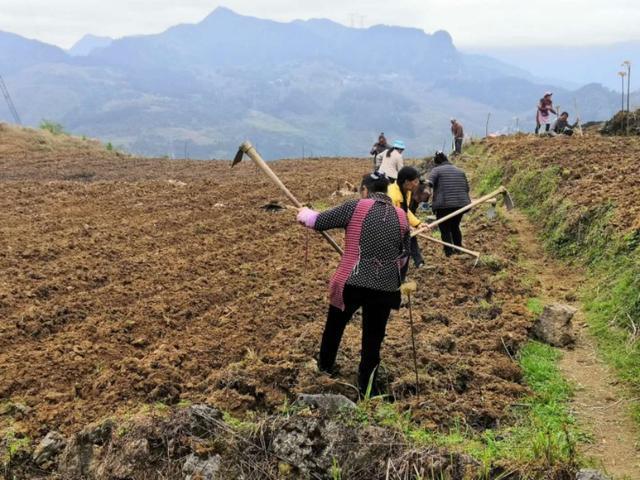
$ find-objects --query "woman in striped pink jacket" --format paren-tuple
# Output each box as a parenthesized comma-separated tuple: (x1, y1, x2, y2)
(297, 172, 411, 396)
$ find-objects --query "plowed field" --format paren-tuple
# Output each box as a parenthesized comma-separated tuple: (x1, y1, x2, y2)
(1, 125, 534, 440)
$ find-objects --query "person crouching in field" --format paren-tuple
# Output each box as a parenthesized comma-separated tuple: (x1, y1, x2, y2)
(296, 172, 410, 396)
(428, 152, 471, 256)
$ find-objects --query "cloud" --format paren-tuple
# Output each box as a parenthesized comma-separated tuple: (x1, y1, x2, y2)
(1, 0, 639, 49)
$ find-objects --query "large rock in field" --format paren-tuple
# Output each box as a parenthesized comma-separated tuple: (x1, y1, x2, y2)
(531, 303, 577, 348)
(295, 394, 356, 415)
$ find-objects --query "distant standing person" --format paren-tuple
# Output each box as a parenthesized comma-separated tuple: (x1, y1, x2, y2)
(535, 92, 557, 134)
(427, 152, 471, 257)
(377, 140, 405, 182)
(370, 132, 389, 168)
(451, 119, 464, 154)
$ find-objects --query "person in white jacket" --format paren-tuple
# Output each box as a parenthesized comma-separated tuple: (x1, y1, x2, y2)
(377, 140, 405, 182)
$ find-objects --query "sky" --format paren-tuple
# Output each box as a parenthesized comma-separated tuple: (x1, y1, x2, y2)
(2, 0, 640, 49)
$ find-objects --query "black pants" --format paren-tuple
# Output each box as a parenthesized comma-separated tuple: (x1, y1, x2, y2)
(410, 236, 424, 267)
(454, 138, 463, 154)
(434, 208, 464, 256)
(319, 286, 399, 395)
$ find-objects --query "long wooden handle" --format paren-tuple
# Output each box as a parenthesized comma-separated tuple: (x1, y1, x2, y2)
(240, 141, 344, 255)
(411, 186, 507, 238)
(417, 233, 480, 258)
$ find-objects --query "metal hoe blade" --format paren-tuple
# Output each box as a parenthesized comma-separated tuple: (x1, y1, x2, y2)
(232, 147, 245, 167)
(503, 191, 515, 211)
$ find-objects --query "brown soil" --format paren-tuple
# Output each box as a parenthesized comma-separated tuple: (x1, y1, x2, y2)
(484, 134, 640, 231)
(508, 211, 640, 479)
(0, 124, 534, 441)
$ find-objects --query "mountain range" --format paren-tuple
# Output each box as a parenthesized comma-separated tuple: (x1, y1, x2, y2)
(0, 7, 637, 159)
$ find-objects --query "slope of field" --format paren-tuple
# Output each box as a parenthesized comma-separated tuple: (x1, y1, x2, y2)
(0, 124, 533, 443)
(481, 134, 640, 231)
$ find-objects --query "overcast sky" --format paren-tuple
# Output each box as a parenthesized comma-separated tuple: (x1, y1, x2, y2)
(2, 0, 640, 49)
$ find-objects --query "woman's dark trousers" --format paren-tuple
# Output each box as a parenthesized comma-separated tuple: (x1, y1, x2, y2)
(434, 208, 464, 256)
(318, 286, 396, 395)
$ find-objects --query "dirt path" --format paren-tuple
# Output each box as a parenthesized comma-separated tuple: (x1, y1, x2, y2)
(509, 211, 640, 479)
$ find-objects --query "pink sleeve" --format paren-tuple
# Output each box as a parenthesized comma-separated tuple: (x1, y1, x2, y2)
(297, 207, 320, 228)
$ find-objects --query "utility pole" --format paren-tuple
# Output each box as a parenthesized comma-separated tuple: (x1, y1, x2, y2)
(618, 71, 627, 113)
(622, 61, 631, 113)
(622, 61, 632, 135)
(0, 74, 21, 125)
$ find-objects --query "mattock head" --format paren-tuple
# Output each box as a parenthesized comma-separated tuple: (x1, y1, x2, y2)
(231, 141, 253, 167)
(502, 190, 515, 211)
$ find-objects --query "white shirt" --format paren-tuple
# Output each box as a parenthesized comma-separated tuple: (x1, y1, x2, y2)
(377, 149, 404, 180)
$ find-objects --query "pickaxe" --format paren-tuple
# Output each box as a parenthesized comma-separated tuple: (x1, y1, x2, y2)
(411, 186, 514, 238)
(232, 141, 344, 255)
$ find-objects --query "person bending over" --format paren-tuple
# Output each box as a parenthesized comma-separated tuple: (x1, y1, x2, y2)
(296, 172, 410, 396)
(427, 152, 471, 256)
(388, 166, 423, 276)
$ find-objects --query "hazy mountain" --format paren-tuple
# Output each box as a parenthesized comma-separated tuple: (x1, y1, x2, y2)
(465, 42, 640, 91)
(68, 34, 114, 56)
(0, 31, 68, 75)
(0, 8, 630, 159)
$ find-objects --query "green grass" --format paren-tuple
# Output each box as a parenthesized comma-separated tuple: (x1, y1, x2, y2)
(469, 142, 640, 432)
(346, 341, 579, 478)
(526, 298, 544, 316)
(39, 120, 66, 136)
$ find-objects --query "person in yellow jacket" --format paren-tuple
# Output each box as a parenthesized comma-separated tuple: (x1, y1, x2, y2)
(387, 166, 422, 228)
(387, 166, 424, 276)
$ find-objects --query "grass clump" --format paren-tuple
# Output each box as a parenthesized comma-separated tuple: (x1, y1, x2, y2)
(39, 120, 66, 136)
(526, 298, 544, 316)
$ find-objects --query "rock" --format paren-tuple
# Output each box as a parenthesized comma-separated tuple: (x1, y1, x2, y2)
(295, 394, 356, 415)
(186, 404, 223, 438)
(271, 416, 357, 476)
(577, 469, 611, 480)
(182, 453, 221, 480)
(32, 431, 66, 467)
(58, 419, 114, 478)
(531, 303, 577, 348)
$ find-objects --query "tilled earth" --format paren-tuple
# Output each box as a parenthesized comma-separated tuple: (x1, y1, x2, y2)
(1, 125, 533, 443)
(483, 134, 640, 231)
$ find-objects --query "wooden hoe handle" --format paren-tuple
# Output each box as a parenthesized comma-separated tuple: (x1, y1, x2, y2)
(411, 186, 508, 238)
(239, 141, 344, 255)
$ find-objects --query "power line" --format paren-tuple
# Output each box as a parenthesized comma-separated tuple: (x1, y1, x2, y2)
(0, 74, 22, 125)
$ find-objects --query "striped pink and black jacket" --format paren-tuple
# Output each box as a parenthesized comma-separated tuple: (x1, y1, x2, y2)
(313, 193, 411, 311)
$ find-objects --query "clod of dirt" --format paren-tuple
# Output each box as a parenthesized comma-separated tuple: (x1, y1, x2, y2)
(531, 303, 577, 348)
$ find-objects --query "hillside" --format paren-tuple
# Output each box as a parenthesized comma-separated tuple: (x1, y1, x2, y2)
(0, 7, 626, 159)
(2, 125, 639, 478)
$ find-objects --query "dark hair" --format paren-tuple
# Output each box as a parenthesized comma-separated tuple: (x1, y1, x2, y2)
(361, 171, 390, 193)
(434, 151, 448, 165)
(397, 166, 420, 186)
(561, 111, 569, 117)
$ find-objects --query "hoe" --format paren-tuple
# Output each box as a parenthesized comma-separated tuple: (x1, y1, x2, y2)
(411, 186, 515, 238)
(232, 141, 344, 255)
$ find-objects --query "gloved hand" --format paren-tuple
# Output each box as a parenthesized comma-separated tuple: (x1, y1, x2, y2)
(297, 207, 319, 228)
(400, 280, 417, 296)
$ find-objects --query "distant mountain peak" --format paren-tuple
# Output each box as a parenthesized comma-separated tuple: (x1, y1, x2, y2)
(68, 34, 113, 56)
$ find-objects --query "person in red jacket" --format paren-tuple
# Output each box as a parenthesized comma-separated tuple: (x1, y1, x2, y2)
(535, 92, 557, 134)
(296, 172, 410, 396)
